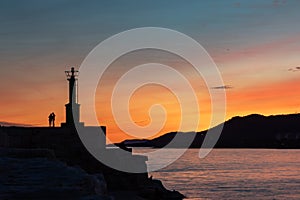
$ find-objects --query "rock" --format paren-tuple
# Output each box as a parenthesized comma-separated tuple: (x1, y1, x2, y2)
(93, 174, 108, 195)
(138, 179, 185, 200)
(0, 125, 185, 200)
(0, 147, 56, 159)
(0, 149, 112, 200)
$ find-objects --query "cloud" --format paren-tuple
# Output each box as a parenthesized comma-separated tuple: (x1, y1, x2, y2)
(211, 85, 233, 90)
(288, 67, 300, 72)
(134, 120, 149, 126)
(0, 121, 33, 127)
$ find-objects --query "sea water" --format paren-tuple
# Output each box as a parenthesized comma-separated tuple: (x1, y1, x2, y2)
(133, 149, 300, 200)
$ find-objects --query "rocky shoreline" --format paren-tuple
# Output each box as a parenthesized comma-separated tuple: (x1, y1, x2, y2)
(0, 147, 184, 200)
(0, 127, 185, 200)
(0, 148, 111, 200)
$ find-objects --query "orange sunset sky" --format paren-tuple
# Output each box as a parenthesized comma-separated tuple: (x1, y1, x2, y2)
(1, 1, 300, 142)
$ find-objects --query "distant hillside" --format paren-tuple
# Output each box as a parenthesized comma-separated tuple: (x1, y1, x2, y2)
(120, 113, 300, 148)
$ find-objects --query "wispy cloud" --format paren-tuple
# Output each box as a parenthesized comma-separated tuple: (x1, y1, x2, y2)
(211, 85, 233, 90)
(134, 120, 149, 126)
(0, 121, 34, 127)
(288, 67, 300, 72)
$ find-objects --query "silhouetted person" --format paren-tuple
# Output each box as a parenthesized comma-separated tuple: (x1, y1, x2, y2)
(48, 113, 53, 127)
(51, 112, 56, 127)
(48, 112, 56, 127)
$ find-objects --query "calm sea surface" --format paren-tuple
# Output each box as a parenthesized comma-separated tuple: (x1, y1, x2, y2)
(133, 149, 300, 200)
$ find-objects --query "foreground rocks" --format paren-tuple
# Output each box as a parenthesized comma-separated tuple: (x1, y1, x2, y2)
(0, 126, 185, 200)
(0, 148, 185, 200)
(0, 148, 111, 200)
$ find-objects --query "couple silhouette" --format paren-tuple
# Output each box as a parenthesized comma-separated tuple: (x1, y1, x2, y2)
(48, 112, 56, 127)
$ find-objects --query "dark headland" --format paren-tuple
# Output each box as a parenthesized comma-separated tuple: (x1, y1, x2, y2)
(119, 113, 300, 149)
(0, 67, 184, 200)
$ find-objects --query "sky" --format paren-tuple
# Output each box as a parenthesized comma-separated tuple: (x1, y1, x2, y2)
(1, 0, 300, 142)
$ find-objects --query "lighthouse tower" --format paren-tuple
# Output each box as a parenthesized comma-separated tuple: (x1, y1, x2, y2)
(61, 67, 83, 127)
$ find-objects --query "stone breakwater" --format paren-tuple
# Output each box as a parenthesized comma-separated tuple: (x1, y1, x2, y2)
(0, 127, 185, 200)
(0, 148, 111, 200)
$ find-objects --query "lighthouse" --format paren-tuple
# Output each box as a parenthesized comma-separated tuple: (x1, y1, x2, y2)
(62, 67, 83, 127)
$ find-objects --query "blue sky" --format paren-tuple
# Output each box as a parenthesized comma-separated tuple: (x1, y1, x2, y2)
(1, 0, 300, 57)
